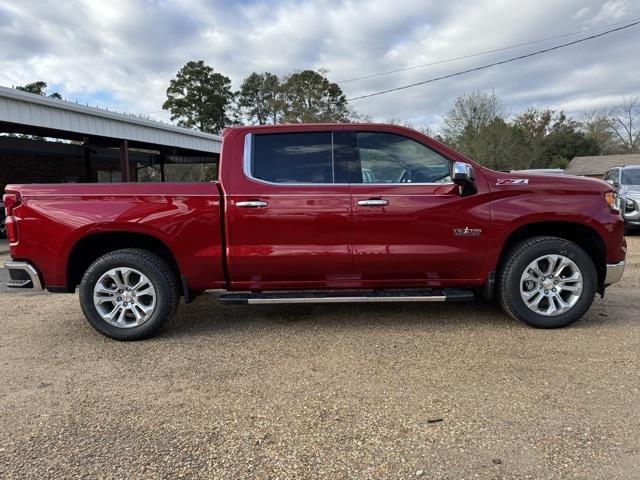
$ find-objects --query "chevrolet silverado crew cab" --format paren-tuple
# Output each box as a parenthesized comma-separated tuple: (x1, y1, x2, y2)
(4, 124, 627, 340)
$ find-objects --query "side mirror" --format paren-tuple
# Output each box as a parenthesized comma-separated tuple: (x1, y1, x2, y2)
(452, 162, 477, 196)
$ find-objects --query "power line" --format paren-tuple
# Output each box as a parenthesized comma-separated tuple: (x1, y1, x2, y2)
(337, 17, 640, 84)
(346, 20, 640, 102)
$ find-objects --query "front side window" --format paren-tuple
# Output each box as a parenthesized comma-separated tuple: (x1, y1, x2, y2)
(355, 132, 451, 184)
(251, 132, 334, 183)
(607, 169, 620, 184)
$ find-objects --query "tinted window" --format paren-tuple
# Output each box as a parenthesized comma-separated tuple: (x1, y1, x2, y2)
(355, 132, 451, 184)
(252, 132, 334, 183)
(622, 169, 640, 185)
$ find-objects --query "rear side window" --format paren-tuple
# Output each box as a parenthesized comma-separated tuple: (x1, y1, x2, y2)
(251, 132, 334, 183)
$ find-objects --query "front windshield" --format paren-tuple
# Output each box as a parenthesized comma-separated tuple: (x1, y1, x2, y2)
(621, 169, 640, 185)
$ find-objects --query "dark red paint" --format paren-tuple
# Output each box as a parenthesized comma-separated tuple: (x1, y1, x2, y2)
(4, 123, 626, 293)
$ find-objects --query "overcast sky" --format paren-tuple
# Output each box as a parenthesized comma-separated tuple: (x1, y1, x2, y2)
(1, 0, 639, 130)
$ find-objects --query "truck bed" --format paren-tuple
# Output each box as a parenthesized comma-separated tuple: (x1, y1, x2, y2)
(5, 182, 225, 291)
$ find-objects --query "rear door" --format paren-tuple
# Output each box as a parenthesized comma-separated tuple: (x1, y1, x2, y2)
(225, 128, 354, 290)
(347, 128, 490, 287)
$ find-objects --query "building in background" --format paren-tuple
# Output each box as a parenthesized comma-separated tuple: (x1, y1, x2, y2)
(566, 153, 640, 178)
(0, 86, 221, 193)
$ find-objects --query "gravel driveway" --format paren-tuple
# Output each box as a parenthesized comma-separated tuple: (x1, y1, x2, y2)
(1, 238, 639, 479)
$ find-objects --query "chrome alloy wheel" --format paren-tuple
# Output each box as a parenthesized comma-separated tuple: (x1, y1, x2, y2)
(519, 254, 583, 317)
(93, 267, 157, 328)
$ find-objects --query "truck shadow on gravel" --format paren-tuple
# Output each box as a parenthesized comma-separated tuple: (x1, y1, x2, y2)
(156, 291, 623, 339)
(156, 294, 587, 339)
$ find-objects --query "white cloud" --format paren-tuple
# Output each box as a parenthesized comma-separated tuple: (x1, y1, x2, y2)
(573, 6, 592, 20)
(586, 0, 629, 26)
(0, 0, 638, 130)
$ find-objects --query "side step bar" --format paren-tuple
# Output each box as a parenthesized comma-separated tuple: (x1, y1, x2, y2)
(219, 288, 474, 305)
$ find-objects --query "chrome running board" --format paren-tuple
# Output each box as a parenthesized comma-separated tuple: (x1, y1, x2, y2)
(219, 288, 473, 305)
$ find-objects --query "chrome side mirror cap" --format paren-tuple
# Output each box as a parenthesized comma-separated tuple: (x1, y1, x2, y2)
(452, 162, 477, 196)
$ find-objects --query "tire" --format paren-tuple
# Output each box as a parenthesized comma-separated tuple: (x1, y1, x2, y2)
(497, 236, 597, 329)
(79, 249, 179, 340)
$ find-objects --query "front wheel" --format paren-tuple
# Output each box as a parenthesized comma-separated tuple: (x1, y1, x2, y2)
(79, 249, 179, 340)
(498, 236, 597, 328)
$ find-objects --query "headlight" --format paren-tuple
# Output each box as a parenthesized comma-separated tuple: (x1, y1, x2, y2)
(605, 192, 620, 212)
(625, 198, 637, 213)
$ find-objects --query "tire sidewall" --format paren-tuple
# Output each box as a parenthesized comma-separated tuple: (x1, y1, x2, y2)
(504, 238, 597, 328)
(79, 251, 175, 340)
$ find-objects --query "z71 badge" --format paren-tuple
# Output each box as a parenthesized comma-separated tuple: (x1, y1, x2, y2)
(496, 178, 529, 185)
(453, 227, 482, 237)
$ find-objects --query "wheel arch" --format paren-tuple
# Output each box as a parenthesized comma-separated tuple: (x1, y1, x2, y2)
(495, 221, 606, 294)
(65, 231, 181, 293)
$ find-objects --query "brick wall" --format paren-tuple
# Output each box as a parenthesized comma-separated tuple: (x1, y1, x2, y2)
(0, 153, 126, 193)
(0, 137, 131, 192)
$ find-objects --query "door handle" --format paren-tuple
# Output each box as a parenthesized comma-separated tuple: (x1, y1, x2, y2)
(357, 199, 389, 207)
(236, 200, 268, 208)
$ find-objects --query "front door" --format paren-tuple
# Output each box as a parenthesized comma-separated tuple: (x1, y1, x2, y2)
(226, 128, 354, 290)
(347, 129, 490, 287)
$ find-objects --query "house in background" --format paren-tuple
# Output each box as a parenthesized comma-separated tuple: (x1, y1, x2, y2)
(566, 153, 640, 178)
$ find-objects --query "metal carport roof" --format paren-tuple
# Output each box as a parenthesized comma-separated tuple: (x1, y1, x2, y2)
(0, 85, 221, 154)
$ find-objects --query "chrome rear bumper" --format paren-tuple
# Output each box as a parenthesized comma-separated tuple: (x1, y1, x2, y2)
(605, 261, 625, 285)
(4, 261, 43, 290)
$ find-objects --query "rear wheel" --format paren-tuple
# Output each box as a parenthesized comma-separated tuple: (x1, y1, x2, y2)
(498, 236, 597, 328)
(79, 249, 179, 340)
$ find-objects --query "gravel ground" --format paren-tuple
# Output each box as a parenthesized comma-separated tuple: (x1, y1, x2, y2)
(1, 237, 639, 479)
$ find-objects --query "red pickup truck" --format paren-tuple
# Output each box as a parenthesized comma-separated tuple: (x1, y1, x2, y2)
(3, 124, 626, 339)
